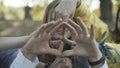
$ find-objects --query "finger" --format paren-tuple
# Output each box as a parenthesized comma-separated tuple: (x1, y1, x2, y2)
(36, 62, 45, 68)
(62, 50, 75, 56)
(49, 40, 62, 46)
(50, 22, 65, 34)
(61, 13, 69, 22)
(76, 17, 88, 35)
(55, 11, 68, 22)
(63, 23, 78, 39)
(36, 22, 55, 37)
(62, 37, 76, 46)
(58, 41, 64, 52)
(64, 58, 72, 67)
(56, 13, 62, 20)
(46, 19, 62, 33)
(47, 48, 62, 56)
(25, 35, 36, 46)
(32, 26, 44, 37)
(49, 40, 63, 50)
(90, 24, 95, 39)
(68, 19, 82, 35)
(55, 11, 60, 20)
(30, 29, 38, 36)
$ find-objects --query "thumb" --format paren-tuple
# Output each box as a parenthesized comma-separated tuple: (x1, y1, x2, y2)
(62, 50, 75, 57)
(47, 48, 62, 56)
(62, 37, 76, 46)
(36, 62, 45, 68)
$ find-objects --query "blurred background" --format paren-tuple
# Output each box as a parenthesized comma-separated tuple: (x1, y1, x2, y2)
(0, 0, 119, 37)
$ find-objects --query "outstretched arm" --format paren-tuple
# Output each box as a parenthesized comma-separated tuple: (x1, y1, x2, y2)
(10, 19, 63, 68)
(0, 36, 30, 50)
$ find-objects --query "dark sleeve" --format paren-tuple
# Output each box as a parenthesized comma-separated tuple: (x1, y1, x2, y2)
(0, 48, 19, 68)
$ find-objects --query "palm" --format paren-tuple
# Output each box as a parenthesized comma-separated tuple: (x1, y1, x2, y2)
(22, 19, 64, 57)
(62, 18, 100, 57)
(74, 35, 98, 57)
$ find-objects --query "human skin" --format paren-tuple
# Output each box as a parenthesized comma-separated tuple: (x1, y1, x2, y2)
(52, 0, 103, 65)
(62, 17, 102, 62)
(21, 19, 64, 61)
(0, 25, 43, 50)
(36, 0, 103, 67)
(52, 0, 102, 61)
(41, 17, 103, 68)
(49, 41, 72, 68)
(47, 17, 103, 68)
(22, 0, 104, 67)
(0, 36, 30, 50)
(21, 18, 80, 61)
(52, 0, 79, 21)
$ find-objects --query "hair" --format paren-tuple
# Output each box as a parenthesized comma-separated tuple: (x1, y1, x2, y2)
(42, 0, 61, 24)
(38, 0, 89, 68)
(111, 7, 120, 43)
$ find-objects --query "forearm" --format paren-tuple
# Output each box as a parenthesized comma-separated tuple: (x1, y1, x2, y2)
(0, 36, 30, 50)
(21, 47, 36, 61)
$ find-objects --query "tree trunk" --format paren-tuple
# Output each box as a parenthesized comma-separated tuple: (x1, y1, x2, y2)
(24, 6, 32, 20)
(100, 0, 113, 29)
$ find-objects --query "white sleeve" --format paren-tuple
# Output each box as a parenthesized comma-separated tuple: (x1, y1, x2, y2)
(10, 49, 39, 68)
(89, 61, 108, 68)
(99, 61, 108, 68)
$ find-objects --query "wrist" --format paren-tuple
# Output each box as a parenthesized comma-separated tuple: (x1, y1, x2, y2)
(21, 47, 36, 61)
(20, 36, 31, 44)
(88, 54, 106, 67)
(88, 51, 102, 62)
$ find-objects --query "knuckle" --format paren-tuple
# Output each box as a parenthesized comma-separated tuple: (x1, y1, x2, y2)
(59, 40, 64, 45)
(42, 24, 46, 28)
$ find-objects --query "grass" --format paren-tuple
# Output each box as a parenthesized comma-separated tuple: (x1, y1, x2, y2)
(0, 20, 42, 37)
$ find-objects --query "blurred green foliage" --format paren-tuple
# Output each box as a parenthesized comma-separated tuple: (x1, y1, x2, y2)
(30, 5, 45, 21)
(0, 0, 119, 36)
(117, 0, 120, 7)
(0, 0, 118, 21)
(0, 1, 49, 21)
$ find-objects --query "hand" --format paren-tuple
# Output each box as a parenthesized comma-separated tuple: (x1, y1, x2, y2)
(49, 57, 72, 68)
(49, 38, 72, 68)
(49, 41, 72, 68)
(62, 17, 102, 62)
(21, 19, 64, 61)
(52, 0, 78, 21)
(36, 62, 45, 68)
